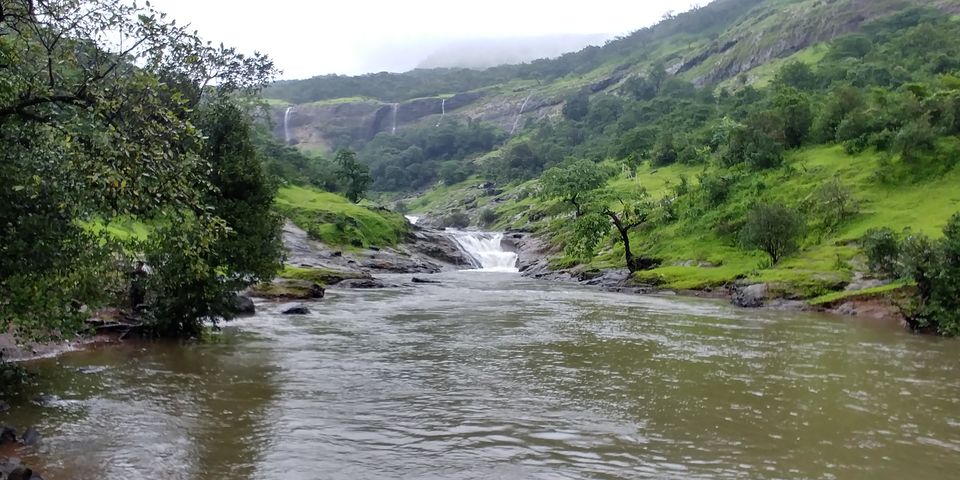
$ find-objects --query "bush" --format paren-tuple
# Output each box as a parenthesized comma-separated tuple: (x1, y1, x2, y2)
(478, 208, 498, 226)
(862, 227, 900, 277)
(440, 211, 471, 229)
(740, 203, 805, 264)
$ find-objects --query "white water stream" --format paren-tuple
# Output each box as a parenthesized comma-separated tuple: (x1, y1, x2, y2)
(446, 229, 519, 272)
(283, 106, 294, 143)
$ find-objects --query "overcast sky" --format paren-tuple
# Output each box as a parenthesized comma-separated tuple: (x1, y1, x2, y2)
(149, 0, 703, 79)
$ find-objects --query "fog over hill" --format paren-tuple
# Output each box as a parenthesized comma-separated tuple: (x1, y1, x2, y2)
(354, 34, 614, 73)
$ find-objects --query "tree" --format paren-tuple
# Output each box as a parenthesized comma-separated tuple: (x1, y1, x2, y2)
(652, 134, 679, 166)
(562, 91, 590, 121)
(602, 192, 657, 273)
(772, 88, 813, 149)
(740, 203, 805, 264)
(773, 61, 819, 91)
(539, 160, 610, 217)
(0, 0, 275, 341)
(723, 123, 784, 169)
(567, 186, 657, 273)
(335, 150, 372, 203)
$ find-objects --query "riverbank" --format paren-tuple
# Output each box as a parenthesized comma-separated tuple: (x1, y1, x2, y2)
(505, 230, 911, 330)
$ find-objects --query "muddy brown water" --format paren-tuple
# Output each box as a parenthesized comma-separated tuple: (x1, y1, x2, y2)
(2, 272, 960, 479)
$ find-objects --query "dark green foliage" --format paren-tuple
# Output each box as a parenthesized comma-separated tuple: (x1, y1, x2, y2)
(772, 88, 813, 148)
(361, 119, 503, 191)
(862, 227, 900, 277)
(539, 160, 611, 216)
(0, 0, 276, 342)
(144, 98, 284, 338)
(740, 203, 804, 264)
(723, 123, 783, 169)
(773, 62, 820, 91)
(652, 134, 679, 166)
(562, 91, 590, 121)
(478, 208, 498, 226)
(335, 150, 372, 202)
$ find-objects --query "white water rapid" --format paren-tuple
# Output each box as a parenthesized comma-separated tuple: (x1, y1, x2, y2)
(404, 215, 420, 225)
(436, 98, 446, 127)
(510, 94, 532, 135)
(284, 106, 294, 144)
(391, 103, 399, 135)
(446, 230, 519, 272)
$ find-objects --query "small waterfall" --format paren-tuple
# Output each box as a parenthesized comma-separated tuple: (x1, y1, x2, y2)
(446, 229, 518, 272)
(391, 103, 399, 135)
(283, 106, 295, 144)
(405, 215, 421, 225)
(435, 98, 446, 127)
(510, 94, 532, 135)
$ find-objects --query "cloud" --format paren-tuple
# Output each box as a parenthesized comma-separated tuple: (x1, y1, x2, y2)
(148, 0, 702, 79)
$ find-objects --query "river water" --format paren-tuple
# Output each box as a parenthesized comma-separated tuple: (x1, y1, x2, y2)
(4, 271, 960, 479)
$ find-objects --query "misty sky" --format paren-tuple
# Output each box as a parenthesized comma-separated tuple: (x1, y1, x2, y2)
(149, 0, 703, 79)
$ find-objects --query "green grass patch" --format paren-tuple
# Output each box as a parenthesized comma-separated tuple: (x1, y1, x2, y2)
(279, 265, 369, 285)
(276, 185, 408, 248)
(808, 281, 912, 307)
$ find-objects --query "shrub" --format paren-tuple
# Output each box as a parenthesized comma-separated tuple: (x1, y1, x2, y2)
(478, 208, 498, 226)
(440, 211, 471, 229)
(862, 227, 900, 277)
(740, 203, 805, 264)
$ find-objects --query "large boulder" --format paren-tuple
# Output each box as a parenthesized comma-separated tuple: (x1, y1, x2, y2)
(230, 294, 256, 316)
(732, 283, 769, 308)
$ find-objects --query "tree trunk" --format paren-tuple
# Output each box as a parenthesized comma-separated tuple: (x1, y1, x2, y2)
(608, 213, 636, 273)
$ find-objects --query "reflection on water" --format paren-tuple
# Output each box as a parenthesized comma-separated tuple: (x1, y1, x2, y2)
(3, 271, 960, 479)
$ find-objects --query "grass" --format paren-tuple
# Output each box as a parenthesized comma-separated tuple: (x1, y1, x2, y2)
(808, 281, 912, 307)
(83, 217, 151, 241)
(278, 265, 369, 285)
(275, 185, 409, 248)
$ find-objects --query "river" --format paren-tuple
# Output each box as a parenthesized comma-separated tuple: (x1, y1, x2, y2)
(4, 271, 960, 479)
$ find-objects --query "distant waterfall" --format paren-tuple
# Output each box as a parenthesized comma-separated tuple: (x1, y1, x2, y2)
(405, 215, 421, 225)
(510, 94, 532, 135)
(446, 230, 518, 272)
(391, 103, 399, 135)
(284, 106, 295, 144)
(436, 98, 446, 127)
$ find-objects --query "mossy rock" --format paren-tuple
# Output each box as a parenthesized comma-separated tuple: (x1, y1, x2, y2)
(279, 265, 371, 286)
(248, 279, 325, 300)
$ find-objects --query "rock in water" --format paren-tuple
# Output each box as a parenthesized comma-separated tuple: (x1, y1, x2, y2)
(19, 426, 40, 446)
(7, 466, 34, 480)
(336, 278, 396, 289)
(732, 283, 769, 308)
(0, 400, 9, 413)
(1, 426, 16, 444)
(280, 304, 310, 315)
(411, 277, 441, 284)
(231, 294, 256, 315)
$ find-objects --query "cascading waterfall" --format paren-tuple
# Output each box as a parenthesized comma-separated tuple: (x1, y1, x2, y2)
(509, 94, 532, 135)
(446, 229, 519, 272)
(405, 215, 421, 225)
(391, 103, 399, 135)
(284, 106, 295, 144)
(436, 98, 446, 127)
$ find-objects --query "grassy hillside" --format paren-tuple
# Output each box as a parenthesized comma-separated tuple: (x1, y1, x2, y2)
(275, 186, 409, 248)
